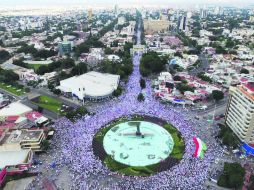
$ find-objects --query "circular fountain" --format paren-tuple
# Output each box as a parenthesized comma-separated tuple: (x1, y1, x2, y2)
(103, 121, 174, 167)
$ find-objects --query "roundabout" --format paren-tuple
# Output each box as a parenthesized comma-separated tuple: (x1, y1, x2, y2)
(29, 20, 224, 190)
(93, 115, 185, 176)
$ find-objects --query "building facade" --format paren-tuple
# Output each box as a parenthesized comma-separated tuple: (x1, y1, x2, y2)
(0, 129, 46, 152)
(144, 18, 171, 34)
(58, 41, 72, 56)
(225, 82, 254, 144)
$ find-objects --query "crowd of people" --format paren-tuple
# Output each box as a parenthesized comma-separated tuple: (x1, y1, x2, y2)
(27, 27, 224, 190)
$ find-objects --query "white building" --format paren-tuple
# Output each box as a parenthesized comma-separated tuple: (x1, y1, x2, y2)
(225, 83, 254, 144)
(57, 71, 120, 101)
(0, 102, 32, 117)
(107, 54, 121, 62)
(118, 16, 126, 25)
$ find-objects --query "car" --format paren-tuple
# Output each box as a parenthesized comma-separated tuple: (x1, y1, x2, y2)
(232, 149, 239, 154)
(219, 114, 225, 118)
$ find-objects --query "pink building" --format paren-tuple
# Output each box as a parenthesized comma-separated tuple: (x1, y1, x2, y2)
(163, 36, 182, 46)
(0, 149, 33, 187)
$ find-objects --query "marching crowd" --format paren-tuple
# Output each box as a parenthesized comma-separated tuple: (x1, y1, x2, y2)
(27, 27, 224, 190)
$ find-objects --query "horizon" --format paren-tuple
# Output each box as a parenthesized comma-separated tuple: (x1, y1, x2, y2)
(0, 0, 254, 8)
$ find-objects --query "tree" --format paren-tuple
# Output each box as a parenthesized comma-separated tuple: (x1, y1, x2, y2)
(0, 70, 19, 82)
(13, 59, 28, 68)
(36, 65, 49, 75)
(35, 49, 57, 59)
(212, 90, 224, 101)
(228, 18, 239, 32)
(176, 83, 195, 94)
(173, 75, 182, 81)
(137, 93, 145, 102)
(216, 46, 227, 54)
(53, 88, 61, 95)
(139, 51, 165, 77)
(240, 68, 249, 74)
(66, 107, 88, 122)
(113, 86, 122, 97)
(48, 82, 54, 90)
(71, 63, 87, 76)
(174, 52, 183, 58)
(225, 39, 235, 48)
(218, 162, 245, 189)
(25, 87, 30, 93)
(0, 50, 10, 63)
(140, 78, 146, 89)
(17, 44, 38, 56)
(197, 72, 213, 83)
(37, 106, 44, 113)
(111, 40, 119, 47)
(104, 47, 113, 55)
(41, 140, 50, 151)
(218, 124, 239, 148)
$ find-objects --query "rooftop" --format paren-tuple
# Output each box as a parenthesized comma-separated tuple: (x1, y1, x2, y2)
(1, 129, 43, 145)
(0, 149, 31, 169)
(0, 102, 32, 117)
(58, 71, 120, 97)
(243, 82, 254, 93)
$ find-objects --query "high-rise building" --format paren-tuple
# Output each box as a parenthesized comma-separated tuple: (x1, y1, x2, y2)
(182, 16, 187, 31)
(143, 17, 171, 34)
(225, 82, 254, 144)
(58, 41, 72, 56)
(200, 9, 208, 19)
(114, 4, 119, 17)
(177, 16, 182, 32)
(88, 8, 93, 22)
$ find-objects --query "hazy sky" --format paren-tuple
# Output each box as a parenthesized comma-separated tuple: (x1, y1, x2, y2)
(0, 0, 253, 7)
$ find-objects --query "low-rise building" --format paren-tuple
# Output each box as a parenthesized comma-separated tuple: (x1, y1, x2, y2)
(57, 71, 120, 101)
(0, 149, 33, 187)
(0, 129, 45, 152)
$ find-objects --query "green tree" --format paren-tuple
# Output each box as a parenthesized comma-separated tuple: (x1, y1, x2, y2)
(173, 75, 182, 81)
(13, 59, 28, 68)
(240, 68, 249, 74)
(113, 86, 123, 97)
(71, 63, 87, 76)
(111, 40, 119, 47)
(25, 87, 30, 93)
(140, 51, 165, 77)
(53, 88, 61, 95)
(36, 65, 49, 75)
(0, 70, 19, 82)
(212, 90, 224, 101)
(176, 83, 195, 94)
(218, 162, 245, 189)
(218, 124, 239, 148)
(137, 93, 145, 102)
(140, 78, 146, 89)
(17, 44, 38, 56)
(225, 39, 235, 48)
(41, 140, 50, 151)
(37, 106, 44, 113)
(228, 18, 239, 32)
(216, 46, 227, 54)
(0, 50, 10, 63)
(104, 47, 113, 54)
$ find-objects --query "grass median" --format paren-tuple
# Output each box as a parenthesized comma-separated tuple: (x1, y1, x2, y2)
(0, 82, 26, 96)
(32, 95, 62, 113)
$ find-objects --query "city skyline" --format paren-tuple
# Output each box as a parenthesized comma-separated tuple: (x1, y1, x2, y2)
(1, 0, 254, 8)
